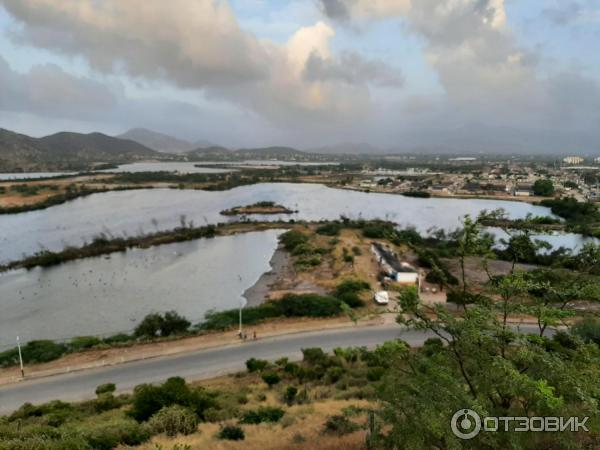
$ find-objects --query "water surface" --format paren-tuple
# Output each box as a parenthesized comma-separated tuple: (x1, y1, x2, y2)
(0, 230, 281, 346)
(100, 162, 232, 174)
(0, 183, 569, 263)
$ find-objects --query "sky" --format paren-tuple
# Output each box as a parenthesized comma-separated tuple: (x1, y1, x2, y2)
(0, 0, 599, 152)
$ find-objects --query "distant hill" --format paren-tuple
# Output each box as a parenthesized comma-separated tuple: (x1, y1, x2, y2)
(187, 146, 231, 160)
(0, 128, 159, 171)
(233, 146, 310, 160)
(118, 128, 210, 154)
(187, 145, 325, 162)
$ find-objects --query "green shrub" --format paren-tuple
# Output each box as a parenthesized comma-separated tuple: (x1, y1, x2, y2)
(69, 336, 102, 351)
(147, 405, 198, 436)
(246, 358, 269, 372)
(81, 417, 150, 449)
(326, 367, 345, 383)
(279, 230, 309, 251)
(302, 348, 329, 366)
(218, 424, 245, 440)
(102, 333, 133, 345)
(21, 340, 67, 363)
(572, 318, 600, 346)
(261, 372, 281, 388)
(134, 311, 190, 338)
(129, 377, 217, 422)
(240, 406, 285, 424)
(362, 222, 396, 238)
(322, 415, 360, 435)
(95, 383, 116, 396)
(366, 367, 385, 382)
(283, 386, 298, 405)
(316, 222, 342, 236)
(278, 294, 342, 317)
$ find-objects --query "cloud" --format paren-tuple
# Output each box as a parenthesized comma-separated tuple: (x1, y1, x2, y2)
(0, 55, 116, 119)
(0, 0, 400, 128)
(1, 0, 268, 87)
(304, 50, 404, 87)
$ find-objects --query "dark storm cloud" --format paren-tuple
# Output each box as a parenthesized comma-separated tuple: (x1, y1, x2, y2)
(319, 0, 352, 20)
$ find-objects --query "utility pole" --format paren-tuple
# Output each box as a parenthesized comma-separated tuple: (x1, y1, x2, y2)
(239, 300, 243, 336)
(16, 336, 24, 378)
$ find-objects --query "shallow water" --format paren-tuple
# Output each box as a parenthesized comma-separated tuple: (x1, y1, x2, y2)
(0, 230, 282, 345)
(100, 162, 232, 174)
(0, 183, 584, 263)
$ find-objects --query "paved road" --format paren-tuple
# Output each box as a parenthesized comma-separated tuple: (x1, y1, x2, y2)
(0, 324, 542, 414)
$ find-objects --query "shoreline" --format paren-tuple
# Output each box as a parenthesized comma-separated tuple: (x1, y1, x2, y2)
(243, 246, 291, 307)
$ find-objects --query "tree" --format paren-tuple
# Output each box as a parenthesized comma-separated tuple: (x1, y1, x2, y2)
(381, 299, 600, 449)
(453, 215, 494, 308)
(533, 179, 555, 196)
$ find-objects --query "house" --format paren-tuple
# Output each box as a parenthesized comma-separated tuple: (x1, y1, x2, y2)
(371, 243, 419, 285)
(513, 183, 534, 196)
(429, 182, 453, 194)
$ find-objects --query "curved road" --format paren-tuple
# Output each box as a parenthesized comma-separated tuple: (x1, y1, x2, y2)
(0, 324, 541, 414)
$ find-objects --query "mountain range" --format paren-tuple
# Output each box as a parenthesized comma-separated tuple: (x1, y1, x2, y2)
(0, 128, 159, 171)
(117, 128, 213, 154)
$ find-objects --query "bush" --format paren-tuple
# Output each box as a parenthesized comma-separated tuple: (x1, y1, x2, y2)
(246, 358, 269, 372)
(81, 417, 150, 449)
(218, 424, 245, 441)
(147, 405, 198, 436)
(69, 336, 101, 351)
(302, 347, 330, 366)
(279, 230, 309, 251)
(199, 303, 280, 330)
(322, 415, 360, 435)
(240, 406, 285, 424)
(261, 372, 281, 388)
(316, 222, 342, 236)
(102, 333, 133, 345)
(134, 311, 190, 339)
(572, 318, 600, 346)
(22, 340, 67, 363)
(129, 377, 216, 422)
(366, 367, 385, 382)
(361, 222, 396, 239)
(335, 279, 370, 297)
(95, 383, 116, 396)
(278, 294, 342, 317)
(283, 386, 298, 405)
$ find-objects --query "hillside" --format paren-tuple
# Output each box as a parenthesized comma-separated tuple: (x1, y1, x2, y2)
(0, 128, 159, 171)
(118, 128, 208, 154)
(189, 145, 327, 162)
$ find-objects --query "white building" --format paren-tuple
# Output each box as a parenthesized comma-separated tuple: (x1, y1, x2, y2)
(563, 156, 585, 165)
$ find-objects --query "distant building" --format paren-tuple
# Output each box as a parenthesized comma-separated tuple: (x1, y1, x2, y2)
(513, 183, 534, 196)
(429, 182, 453, 193)
(595, 157, 600, 163)
(371, 243, 419, 285)
(563, 156, 585, 165)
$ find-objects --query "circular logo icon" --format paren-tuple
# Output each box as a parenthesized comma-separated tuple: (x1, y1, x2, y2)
(451, 409, 481, 440)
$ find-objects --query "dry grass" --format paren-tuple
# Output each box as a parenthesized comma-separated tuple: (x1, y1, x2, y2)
(130, 398, 371, 450)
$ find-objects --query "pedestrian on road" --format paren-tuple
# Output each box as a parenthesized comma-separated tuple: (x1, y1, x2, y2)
(253, 331, 257, 340)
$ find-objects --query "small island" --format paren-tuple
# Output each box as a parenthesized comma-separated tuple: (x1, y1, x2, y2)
(220, 201, 296, 216)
